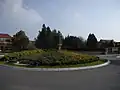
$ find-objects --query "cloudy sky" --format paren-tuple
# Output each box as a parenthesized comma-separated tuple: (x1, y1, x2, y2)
(0, 0, 120, 41)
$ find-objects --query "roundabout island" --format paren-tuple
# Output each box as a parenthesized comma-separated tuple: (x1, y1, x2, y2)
(0, 49, 109, 71)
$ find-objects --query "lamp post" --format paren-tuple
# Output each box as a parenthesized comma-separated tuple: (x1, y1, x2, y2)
(105, 48, 108, 55)
(58, 34, 62, 50)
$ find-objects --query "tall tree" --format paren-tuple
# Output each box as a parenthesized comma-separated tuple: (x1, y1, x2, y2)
(12, 30, 29, 51)
(52, 29, 57, 48)
(63, 35, 85, 49)
(86, 33, 98, 49)
(35, 24, 64, 49)
(35, 24, 47, 49)
(46, 26, 54, 48)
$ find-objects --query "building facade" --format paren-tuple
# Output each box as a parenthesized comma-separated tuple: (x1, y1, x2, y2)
(0, 33, 12, 52)
(98, 39, 120, 54)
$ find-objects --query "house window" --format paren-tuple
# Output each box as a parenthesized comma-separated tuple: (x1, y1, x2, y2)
(5, 39, 11, 42)
(0, 38, 8, 41)
(0, 38, 4, 41)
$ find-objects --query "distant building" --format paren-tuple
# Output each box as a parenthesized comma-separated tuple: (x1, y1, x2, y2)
(114, 42, 120, 47)
(0, 33, 12, 52)
(98, 39, 120, 54)
(98, 39, 115, 48)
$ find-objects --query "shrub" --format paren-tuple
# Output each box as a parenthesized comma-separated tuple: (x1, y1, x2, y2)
(0, 49, 44, 62)
(34, 51, 101, 66)
(0, 50, 104, 66)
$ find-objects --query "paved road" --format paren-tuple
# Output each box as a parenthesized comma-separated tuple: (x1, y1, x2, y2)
(0, 55, 120, 90)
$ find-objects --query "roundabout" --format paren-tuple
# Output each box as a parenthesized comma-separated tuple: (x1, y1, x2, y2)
(0, 60, 110, 71)
(0, 50, 108, 71)
(0, 54, 120, 90)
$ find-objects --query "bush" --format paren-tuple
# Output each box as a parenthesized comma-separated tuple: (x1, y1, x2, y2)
(0, 49, 44, 62)
(29, 50, 101, 66)
(0, 50, 103, 67)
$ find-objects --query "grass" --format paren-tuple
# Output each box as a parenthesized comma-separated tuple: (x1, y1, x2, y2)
(0, 61, 5, 65)
(5, 60, 105, 68)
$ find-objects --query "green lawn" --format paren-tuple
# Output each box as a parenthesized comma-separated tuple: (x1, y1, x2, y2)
(0, 61, 4, 65)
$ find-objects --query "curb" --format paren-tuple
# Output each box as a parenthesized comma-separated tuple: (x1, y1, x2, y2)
(0, 55, 4, 57)
(0, 60, 110, 71)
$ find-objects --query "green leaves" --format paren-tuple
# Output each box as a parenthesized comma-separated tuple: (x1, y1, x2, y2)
(63, 35, 85, 49)
(1, 50, 101, 67)
(12, 30, 29, 51)
(1, 49, 44, 62)
(86, 33, 98, 49)
(35, 24, 63, 49)
(22, 50, 100, 66)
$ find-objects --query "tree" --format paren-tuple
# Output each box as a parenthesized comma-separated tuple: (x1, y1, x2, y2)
(35, 24, 64, 49)
(35, 24, 47, 49)
(12, 30, 29, 51)
(52, 29, 57, 48)
(46, 26, 54, 48)
(63, 35, 85, 49)
(86, 33, 98, 49)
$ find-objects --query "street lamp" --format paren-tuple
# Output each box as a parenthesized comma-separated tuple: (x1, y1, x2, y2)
(58, 34, 62, 50)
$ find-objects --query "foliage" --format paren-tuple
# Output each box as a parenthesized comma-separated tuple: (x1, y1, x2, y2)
(86, 33, 98, 49)
(35, 24, 63, 49)
(10, 24, 100, 51)
(0, 61, 4, 64)
(0, 49, 44, 62)
(30, 51, 100, 66)
(63, 35, 86, 49)
(12, 30, 29, 51)
(2, 50, 102, 66)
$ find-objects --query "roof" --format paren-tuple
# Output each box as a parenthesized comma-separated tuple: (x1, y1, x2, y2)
(99, 39, 114, 43)
(0, 34, 11, 38)
(115, 42, 120, 47)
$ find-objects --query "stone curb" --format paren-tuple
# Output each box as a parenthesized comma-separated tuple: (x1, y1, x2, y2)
(0, 60, 110, 71)
(0, 55, 4, 57)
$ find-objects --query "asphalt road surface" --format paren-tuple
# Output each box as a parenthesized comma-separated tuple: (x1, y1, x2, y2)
(0, 55, 120, 90)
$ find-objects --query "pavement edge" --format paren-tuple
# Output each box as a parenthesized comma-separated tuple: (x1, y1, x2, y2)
(0, 60, 110, 71)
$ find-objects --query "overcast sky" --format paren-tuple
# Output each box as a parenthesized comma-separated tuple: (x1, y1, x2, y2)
(0, 0, 120, 41)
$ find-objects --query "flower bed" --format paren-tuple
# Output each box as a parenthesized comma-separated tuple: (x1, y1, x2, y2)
(0, 50, 107, 67)
(0, 49, 44, 62)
